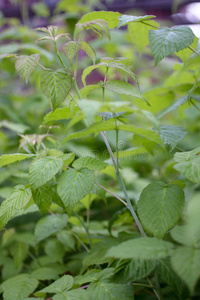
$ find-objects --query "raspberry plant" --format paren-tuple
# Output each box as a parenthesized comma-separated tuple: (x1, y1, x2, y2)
(0, 10, 200, 300)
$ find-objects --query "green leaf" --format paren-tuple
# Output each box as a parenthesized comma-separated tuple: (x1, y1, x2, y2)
(15, 54, 40, 83)
(114, 259, 155, 283)
(57, 168, 95, 214)
(113, 147, 148, 159)
(106, 237, 174, 260)
(41, 69, 72, 110)
(137, 182, 185, 238)
(34, 214, 68, 242)
(35, 275, 73, 295)
(29, 157, 63, 189)
(186, 80, 200, 104)
(81, 41, 96, 64)
(43, 107, 79, 124)
(118, 14, 156, 28)
(104, 80, 149, 105)
(82, 62, 139, 86)
(53, 289, 90, 300)
(12, 242, 28, 269)
(63, 120, 163, 145)
(77, 11, 121, 29)
(0, 120, 30, 134)
(149, 26, 195, 65)
(158, 125, 187, 152)
(72, 157, 108, 170)
(156, 259, 185, 297)
(31, 267, 59, 280)
(32, 185, 53, 213)
(87, 281, 134, 300)
(76, 19, 110, 39)
(1, 274, 38, 300)
(63, 41, 80, 64)
(174, 149, 200, 183)
(0, 153, 35, 168)
(0, 185, 32, 229)
(171, 246, 200, 294)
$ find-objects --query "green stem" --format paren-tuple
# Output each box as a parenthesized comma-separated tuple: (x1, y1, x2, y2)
(132, 282, 156, 289)
(154, 271, 164, 300)
(114, 119, 119, 169)
(188, 46, 200, 56)
(69, 229, 90, 253)
(72, 77, 82, 101)
(146, 277, 161, 300)
(169, 172, 180, 184)
(141, 21, 159, 29)
(73, 210, 92, 248)
(95, 182, 127, 206)
(54, 42, 67, 68)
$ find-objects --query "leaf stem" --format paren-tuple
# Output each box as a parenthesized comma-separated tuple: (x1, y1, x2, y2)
(188, 46, 200, 56)
(95, 182, 127, 206)
(70, 229, 90, 253)
(141, 21, 159, 29)
(169, 172, 180, 184)
(132, 282, 156, 289)
(73, 210, 92, 247)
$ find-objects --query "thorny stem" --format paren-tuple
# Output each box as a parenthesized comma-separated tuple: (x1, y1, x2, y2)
(73, 210, 92, 248)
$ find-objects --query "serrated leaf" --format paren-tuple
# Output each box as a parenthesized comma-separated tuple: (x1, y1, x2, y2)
(57, 168, 95, 214)
(29, 157, 63, 189)
(34, 214, 68, 242)
(118, 14, 156, 28)
(156, 259, 185, 297)
(63, 41, 80, 64)
(76, 19, 110, 39)
(104, 80, 149, 105)
(62, 120, 163, 145)
(53, 289, 90, 300)
(77, 11, 121, 29)
(82, 62, 139, 86)
(1, 274, 38, 300)
(0, 185, 32, 229)
(32, 185, 53, 213)
(106, 237, 174, 260)
(149, 26, 195, 65)
(114, 259, 155, 283)
(0, 153, 35, 168)
(87, 281, 134, 300)
(137, 182, 185, 238)
(158, 125, 187, 152)
(80, 41, 96, 64)
(35, 275, 73, 295)
(171, 246, 200, 294)
(72, 157, 108, 170)
(174, 152, 200, 183)
(41, 69, 72, 110)
(43, 107, 76, 124)
(15, 54, 40, 83)
(31, 267, 59, 280)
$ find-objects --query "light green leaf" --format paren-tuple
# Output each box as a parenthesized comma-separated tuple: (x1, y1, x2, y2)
(79, 84, 100, 99)
(114, 147, 148, 159)
(1, 274, 38, 300)
(31, 267, 59, 280)
(29, 157, 63, 189)
(15, 54, 40, 83)
(137, 182, 185, 238)
(0, 185, 32, 229)
(0, 120, 30, 134)
(72, 156, 108, 170)
(104, 80, 149, 105)
(156, 259, 185, 297)
(174, 151, 200, 183)
(157, 96, 187, 119)
(118, 14, 156, 28)
(186, 80, 200, 104)
(76, 19, 110, 39)
(106, 237, 174, 260)
(0, 153, 35, 168)
(63, 120, 163, 145)
(32, 185, 53, 213)
(171, 246, 200, 294)
(81, 41, 96, 64)
(63, 41, 80, 64)
(149, 26, 195, 65)
(176, 36, 198, 62)
(41, 69, 72, 110)
(57, 168, 95, 214)
(158, 125, 187, 152)
(77, 11, 121, 29)
(34, 214, 68, 242)
(12, 242, 28, 269)
(35, 275, 73, 295)
(82, 62, 139, 86)
(43, 107, 78, 124)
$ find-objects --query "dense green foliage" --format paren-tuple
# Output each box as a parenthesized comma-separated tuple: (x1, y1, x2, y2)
(1, 3, 200, 300)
